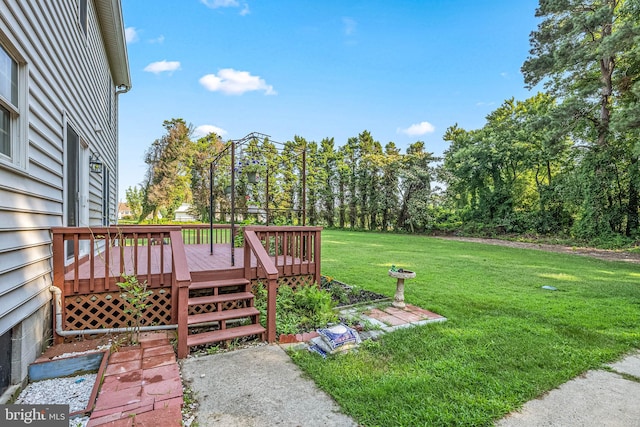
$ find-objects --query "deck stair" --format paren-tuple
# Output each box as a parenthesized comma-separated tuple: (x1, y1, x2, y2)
(185, 277, 266, 350)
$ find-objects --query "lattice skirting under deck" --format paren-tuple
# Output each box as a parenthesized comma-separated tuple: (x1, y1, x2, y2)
(63, 288, 172, 333)
(251, 274, 315, 292)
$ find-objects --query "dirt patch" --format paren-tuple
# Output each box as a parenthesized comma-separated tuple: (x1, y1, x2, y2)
(321, 277, 388, 307)
(436, 236, 640, 264)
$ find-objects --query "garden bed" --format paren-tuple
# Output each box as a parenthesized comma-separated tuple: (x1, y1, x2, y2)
(321, 276, 389, 308)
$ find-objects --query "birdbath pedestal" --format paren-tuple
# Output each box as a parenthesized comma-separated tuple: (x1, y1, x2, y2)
(388, 269, 416, 308)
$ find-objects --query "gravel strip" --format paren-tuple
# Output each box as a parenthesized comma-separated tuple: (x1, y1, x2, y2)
(15, 373, 97, 426)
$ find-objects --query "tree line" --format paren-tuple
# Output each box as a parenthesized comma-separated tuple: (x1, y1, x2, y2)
(125, 0, 640, 245)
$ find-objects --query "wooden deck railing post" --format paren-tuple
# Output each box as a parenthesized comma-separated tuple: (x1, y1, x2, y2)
(266, 276, 277, 342)
(169, 230, 192, 359)
(314, 230, 321, 285)
(243, 229, 251, 279)
(51, 229, 65, 344)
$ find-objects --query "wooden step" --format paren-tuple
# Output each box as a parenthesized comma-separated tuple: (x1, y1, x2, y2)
(187, 324, 266, 347)
(189, 278, 251, 291)
(187, 307, 259, 325)
(188, 292, 254, 307)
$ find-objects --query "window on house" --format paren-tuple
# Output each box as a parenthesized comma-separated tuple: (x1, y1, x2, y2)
(0, 43, 18, 159)
(79, 0, 88, 36)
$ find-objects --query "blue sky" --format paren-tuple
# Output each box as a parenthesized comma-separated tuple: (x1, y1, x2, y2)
(118, 0, 540, 199)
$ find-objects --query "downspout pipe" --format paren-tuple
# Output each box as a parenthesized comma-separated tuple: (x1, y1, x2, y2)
(50, 286, 176, 337)
(115, 84, 131, 95)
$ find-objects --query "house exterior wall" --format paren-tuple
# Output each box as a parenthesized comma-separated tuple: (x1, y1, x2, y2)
(0, 0, 128, 391)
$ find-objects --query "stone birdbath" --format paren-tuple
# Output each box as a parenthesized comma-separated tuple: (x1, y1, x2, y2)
(388, 268, 416, 308)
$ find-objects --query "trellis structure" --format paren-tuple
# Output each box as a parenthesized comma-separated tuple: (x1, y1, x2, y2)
(208, 132, 308, 265)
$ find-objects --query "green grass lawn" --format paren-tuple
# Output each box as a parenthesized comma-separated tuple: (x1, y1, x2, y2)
(289, 230, 640, 426)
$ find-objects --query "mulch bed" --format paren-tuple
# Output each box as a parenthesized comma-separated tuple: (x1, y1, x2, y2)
(320, 276, 388, 307)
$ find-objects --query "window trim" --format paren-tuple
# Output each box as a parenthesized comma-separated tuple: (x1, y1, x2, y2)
(0, 36, 27, 171)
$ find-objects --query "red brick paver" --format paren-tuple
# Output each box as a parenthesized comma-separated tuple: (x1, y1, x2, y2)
(365, 304, 445, 328)
(89, 332, 183, 426)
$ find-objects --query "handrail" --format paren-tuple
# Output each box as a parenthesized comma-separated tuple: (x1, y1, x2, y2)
(170, 230, 192, 359)
(244, 228, 278, 342)
(243, 230, 279, 279)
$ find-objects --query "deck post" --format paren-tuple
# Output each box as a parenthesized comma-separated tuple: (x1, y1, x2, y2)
(169, 230, 192, 358)
(51, 230, 65, 344)
(314, 229, 321, 285)
(266, 276, 277, 342)
(176, 283, 190, 358)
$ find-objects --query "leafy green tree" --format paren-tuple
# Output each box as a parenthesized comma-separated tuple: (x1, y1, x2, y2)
(379, 142, 402, 230)
(522, 0, 640, 238)
(341, 138, 360, 229)
(397, 142, 436, 232)
(306, 141, 320, 225)
(318, 138, 337, 227)
(140, 119, 193, 221)
(191, 132, 224, 221)
(124, 185, 143, 221)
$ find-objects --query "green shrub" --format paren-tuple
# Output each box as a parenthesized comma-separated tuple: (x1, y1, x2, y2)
(254, 282, 337, 335)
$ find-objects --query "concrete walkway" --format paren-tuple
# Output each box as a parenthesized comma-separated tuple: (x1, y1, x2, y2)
(180, 344, 358, 427)
(497, 350, 640, 427)
(182, 346, 640, 427)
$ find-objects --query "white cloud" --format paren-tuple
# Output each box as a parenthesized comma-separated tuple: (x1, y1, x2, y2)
(149, 35, 165, 44)
(194, 125, 228, 138)
(398, 121, 436, 136)
(199, 68, 276, 95)
(125, 27, 139, 43)
(342, 17, 357, 36)
(201, 0, 250, 15)
(200, 0, 238, 8)
(144, 60, 181, 75)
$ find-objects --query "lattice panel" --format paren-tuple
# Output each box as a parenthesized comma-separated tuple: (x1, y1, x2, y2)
(64, 288, 172, 331)
(277, 274, 315, 290)
(250, 275, 315, 293)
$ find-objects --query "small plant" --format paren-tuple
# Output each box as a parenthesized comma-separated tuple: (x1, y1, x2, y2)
(233, 231, 244, 248)
(117, 273, 152, 345)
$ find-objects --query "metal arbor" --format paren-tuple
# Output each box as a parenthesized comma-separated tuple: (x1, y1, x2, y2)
(208, 132, 307, 265)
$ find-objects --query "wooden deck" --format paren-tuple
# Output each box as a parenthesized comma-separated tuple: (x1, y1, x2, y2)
(52, 225, 322, 353)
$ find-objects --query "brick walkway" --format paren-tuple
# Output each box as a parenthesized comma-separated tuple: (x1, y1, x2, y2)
(364, 304, 446, 329)
(88, 332, 182, 426)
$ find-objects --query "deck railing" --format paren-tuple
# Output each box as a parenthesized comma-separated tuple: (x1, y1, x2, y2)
(51, 225, 183, 293)
(178, 223, 233, 245)
(246, 226, 322, 284)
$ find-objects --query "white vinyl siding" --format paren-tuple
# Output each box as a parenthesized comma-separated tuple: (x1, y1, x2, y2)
(0, 0, 121, 341)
